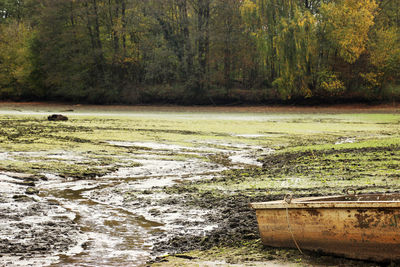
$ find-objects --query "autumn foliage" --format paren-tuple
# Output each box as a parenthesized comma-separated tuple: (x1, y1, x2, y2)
(0, 0, 399, 104)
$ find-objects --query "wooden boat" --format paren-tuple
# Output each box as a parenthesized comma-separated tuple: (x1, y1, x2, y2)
(250, 193, 400, 262)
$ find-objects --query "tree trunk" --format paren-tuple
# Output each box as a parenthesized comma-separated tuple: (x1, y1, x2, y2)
(178, 0, 193, 78)
(197, 0, 210, 91)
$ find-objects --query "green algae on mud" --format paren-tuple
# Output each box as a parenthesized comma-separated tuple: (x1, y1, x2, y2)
(151, 240, 379, 267)
(196, 145, 400, 196)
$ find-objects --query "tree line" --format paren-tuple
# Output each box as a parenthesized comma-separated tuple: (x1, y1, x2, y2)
(0, 0, 399, 104)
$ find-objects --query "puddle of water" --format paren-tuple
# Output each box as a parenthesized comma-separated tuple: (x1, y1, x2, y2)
(108, 140, 230, 154)
(229, 148, 274, 167)
(194, 140, 264, 150)
(0, 152, 10, 161)
(335, 138, 356, 145)
(40, 179, 103, 193)
(229, 154, 262, 166)
(234, 134, 267, 138)
(107, 141, 189, 151)
(109, 158, 226, 180)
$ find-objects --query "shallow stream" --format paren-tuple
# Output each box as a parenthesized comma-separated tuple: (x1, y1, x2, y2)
(1, 138, 266, 266)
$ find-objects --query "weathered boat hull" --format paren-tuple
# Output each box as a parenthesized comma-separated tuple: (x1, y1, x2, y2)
(251, 194, 400, 262)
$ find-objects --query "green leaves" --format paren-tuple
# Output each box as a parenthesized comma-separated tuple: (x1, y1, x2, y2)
(0, 21, 33, 98)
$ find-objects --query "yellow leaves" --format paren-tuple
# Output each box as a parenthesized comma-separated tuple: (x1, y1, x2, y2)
(317, 71, 345, 95)
(320, 0, 378, 63)
(122, 57, 137, 64)
(360, 72, 382, 89)
(369, 26, 400, 71)
(301, 87, 313, 99)
(320, 80, 344, 92)
(240, 0, 256, 14)
(240, 0, 258, 31)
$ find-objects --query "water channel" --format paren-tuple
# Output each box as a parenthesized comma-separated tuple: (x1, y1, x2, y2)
(0, 117, 266, 266)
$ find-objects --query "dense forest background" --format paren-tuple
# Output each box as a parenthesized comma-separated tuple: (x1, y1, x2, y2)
(0, 0, 399, 104)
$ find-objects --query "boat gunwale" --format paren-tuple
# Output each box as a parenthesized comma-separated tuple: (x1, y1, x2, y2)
(250, 193, 400, 209)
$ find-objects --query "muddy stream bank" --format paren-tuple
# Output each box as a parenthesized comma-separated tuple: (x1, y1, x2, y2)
(1, 139, 267, 266)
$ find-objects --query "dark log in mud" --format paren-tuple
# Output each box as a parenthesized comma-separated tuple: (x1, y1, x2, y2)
(48, 114, 68, 121)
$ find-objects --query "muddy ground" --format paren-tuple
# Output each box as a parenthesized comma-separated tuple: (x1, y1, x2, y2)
(149, 148, 399, 267)
(0, 172, 86, 266)
(0, 103, 399, 266)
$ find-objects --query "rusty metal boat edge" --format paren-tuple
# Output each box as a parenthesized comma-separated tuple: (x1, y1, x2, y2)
(250, 193, 400, 262)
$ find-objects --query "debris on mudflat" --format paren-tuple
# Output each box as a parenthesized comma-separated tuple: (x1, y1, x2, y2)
(25, 187, 39, 195)
(48, 114, 68, 121)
